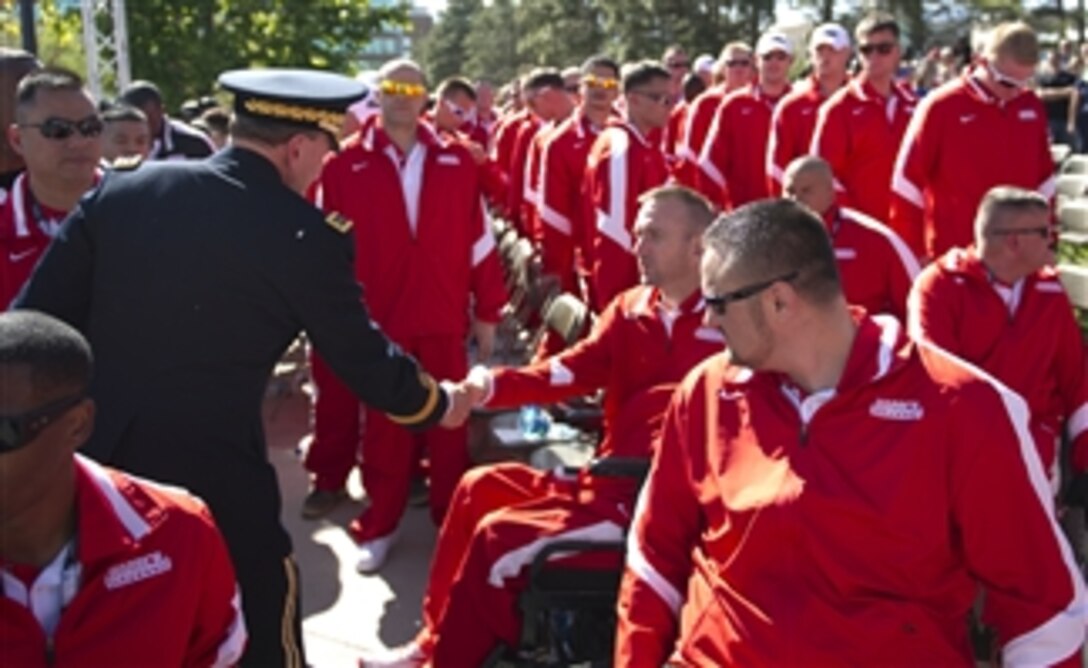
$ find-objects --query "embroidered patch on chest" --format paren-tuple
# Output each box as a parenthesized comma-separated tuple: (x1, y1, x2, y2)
(104, 551, 174, 590)
(869, 398, 924, 421)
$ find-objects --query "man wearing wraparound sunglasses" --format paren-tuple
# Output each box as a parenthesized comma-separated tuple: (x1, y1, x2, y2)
(811, 12, 916, 226)
(584, 60, 672, 311)
(306, 58, 508, 574)
(891, 21, 1054, 261)
(616, 198, 1086, 666)
(0, 310, 246, 666)
(535, 54, 621, 300)
(0, 68, 102, 308)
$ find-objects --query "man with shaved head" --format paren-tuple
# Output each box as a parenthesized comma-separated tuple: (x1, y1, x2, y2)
(306, 58, 508, 573)
(782, 155, 918, 321)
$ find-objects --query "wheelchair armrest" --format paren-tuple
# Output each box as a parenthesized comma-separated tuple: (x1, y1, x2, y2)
(551, 399, 603, 433)
(529, 539, 625, 583)
(587, 457, 650, 481)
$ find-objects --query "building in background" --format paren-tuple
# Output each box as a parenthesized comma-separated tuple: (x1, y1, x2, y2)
(357, 0, 434, 70)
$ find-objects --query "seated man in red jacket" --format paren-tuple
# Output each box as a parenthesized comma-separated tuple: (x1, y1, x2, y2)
(908, 186, 1087, 493)
(783, 155, 919, 322)
(617, 198, 1085, 666)
(359, 185, 723, 667)
(0, 311, 246, 666)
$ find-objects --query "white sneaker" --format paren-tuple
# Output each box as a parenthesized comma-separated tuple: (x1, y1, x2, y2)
(356, 532, 397, 573)
(357, 641, 424, 667)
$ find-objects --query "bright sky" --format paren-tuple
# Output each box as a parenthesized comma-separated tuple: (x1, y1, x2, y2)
(416, 0, 811, 23)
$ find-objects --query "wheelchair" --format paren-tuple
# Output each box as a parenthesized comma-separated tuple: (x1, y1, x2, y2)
(481, 458, 650, 668)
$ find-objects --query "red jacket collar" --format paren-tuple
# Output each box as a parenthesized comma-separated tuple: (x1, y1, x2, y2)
(767, 311, 908, 398)
(850, 77, 915, 105)
(935, 245, 1057, 286)
(360, 117, 443, 154)
(74, 455, 166, 566)
(627, 286, 704, 318)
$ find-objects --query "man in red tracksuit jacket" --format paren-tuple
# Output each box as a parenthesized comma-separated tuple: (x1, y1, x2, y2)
(490, 101, 530, 218)
(766, 23, 850, 196)
(507, 70, 574, 236)
(697, 31, 793, 210)
(308, 59, 508, 573)
(535, 55, 620, 297)
(583, 61, 671, 312)
(430, 77, 506, 208)
(890, 22, 1053, 260)
(1, 68, 101, 308)
(357, 186, 722, 668)
(0, 311, 247, 668)
(811, 12, 915, 224)
(784, 156, 919, 322)
(617, 199, 1083, 668)
(673, 42, 754, 190)
(908, 186, 1087, 490)
(616, 199, 1086, 667)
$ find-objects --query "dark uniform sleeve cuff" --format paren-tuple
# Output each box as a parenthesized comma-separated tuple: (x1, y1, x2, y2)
(386, 372, 448, 432)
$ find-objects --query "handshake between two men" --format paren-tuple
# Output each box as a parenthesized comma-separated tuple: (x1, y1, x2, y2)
(438, 365, 494, 429)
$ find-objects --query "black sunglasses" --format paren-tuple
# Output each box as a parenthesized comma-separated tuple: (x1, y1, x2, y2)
(859, 42, 897, 57)
(19, 116, 104, 140)
(631, 90, 676, 107)
(989, 226, 1056, 240)
(704, 271, 799, 316)
(0, 393, 86, 454)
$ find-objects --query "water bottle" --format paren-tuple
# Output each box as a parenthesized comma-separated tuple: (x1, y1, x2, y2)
(517, 405, 552, 440)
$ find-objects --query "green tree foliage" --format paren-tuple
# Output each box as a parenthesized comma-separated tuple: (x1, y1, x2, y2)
(462, 0, 518, 83)
(514, 0, 604, 70)
(420, 0, 481, 82)
(121, 0, 407, 107)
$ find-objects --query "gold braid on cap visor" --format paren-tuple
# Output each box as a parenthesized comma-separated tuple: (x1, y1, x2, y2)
(243, 98, 344, 136)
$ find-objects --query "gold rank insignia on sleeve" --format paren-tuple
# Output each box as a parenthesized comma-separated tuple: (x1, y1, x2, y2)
(111, 154, 144, 171)
(325, 212, 354, 234)
(388, 372, 440, 426)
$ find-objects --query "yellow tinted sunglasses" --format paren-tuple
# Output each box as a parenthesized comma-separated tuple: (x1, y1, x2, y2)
(379, 80, 427, 97)
(583, 75, 620, 90)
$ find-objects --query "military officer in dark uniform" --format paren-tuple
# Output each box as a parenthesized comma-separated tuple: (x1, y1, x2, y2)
(14, 68, 476, 668)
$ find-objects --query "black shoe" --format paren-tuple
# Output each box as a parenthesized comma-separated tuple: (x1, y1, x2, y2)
(301, 488, 348, 519)
(408, 477, 429, 508)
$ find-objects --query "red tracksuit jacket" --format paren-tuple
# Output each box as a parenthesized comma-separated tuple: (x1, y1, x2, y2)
(766, 77, 828, 196)
(491, 109, 532, 218)
(0, 173, 84, 308)
(317, 121, 507, 340)
(826, 206, 920, 322)
(486, 286, 723, 457)
(889, 70, 1054, 259)
(536, 112, 601, 293)
(674, 85, 727, 190)
(1, 455, 245, 667)
(811, 78, 915, 224)
(583, 119, 669, 310)
(908, 247, 1088, 476)
(617, 315, 1085, 667)
(506, 116, 543, 234)
(697, 83, 789, 210)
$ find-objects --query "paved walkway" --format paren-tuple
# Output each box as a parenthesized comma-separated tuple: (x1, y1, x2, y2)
(263, 383, 434, 668)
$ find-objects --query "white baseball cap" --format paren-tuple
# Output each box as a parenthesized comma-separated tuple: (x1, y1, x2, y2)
(810, 23, 851, 51)
(756, 31, 794, 57)
(693, 54, 716, 75)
